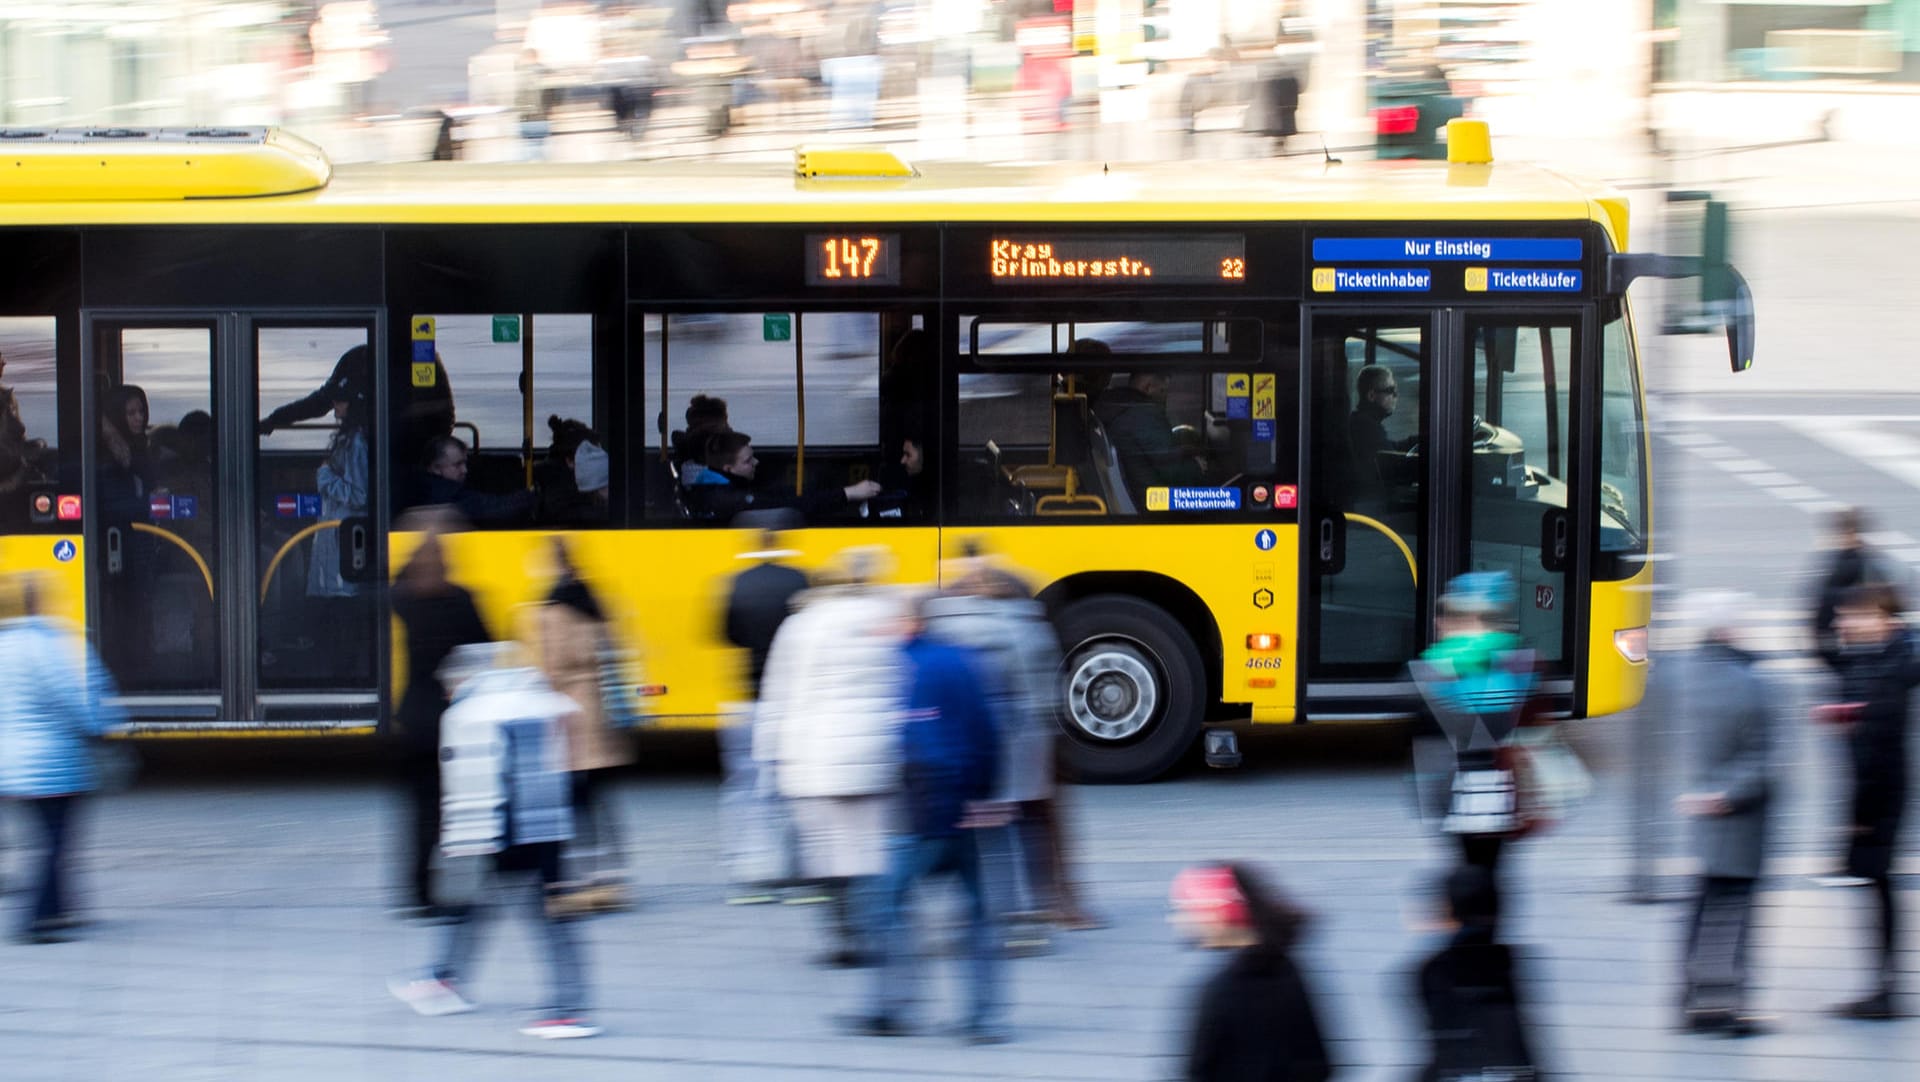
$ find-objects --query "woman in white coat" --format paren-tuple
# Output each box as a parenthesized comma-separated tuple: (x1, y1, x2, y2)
(753, 546, 906, 966)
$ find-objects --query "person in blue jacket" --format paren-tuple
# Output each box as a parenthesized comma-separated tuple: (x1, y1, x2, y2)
(842, 594, 1005, 1043)
(0, 572, 125, 943)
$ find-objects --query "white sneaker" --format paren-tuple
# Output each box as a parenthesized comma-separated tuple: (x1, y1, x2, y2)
(388, 974, 477, 1017)
(520, 1016, 602, 1039)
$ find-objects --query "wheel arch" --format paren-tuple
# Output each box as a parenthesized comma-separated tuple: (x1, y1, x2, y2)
(1038, 571, 1223, 706)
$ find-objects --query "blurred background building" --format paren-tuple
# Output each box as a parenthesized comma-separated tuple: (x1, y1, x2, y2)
(0, 1, 1913, 161)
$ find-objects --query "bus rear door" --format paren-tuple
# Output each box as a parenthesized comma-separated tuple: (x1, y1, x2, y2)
(85, 313, 386, 732)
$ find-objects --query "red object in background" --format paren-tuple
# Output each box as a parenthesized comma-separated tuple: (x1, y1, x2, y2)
(56, 495, 82, 520)
(1376, 106, 1419, 136)
(1273, 485, 1299, 510)
(1813, 702, 1866, 727)
(1252, 484, 1271, 505)
(1052, 0, 1073, 13)
(150, 494, 173, 520)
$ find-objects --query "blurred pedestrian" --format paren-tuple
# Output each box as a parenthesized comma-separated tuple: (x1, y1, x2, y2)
(1813, 507, 1902, 671)
(924, 551, 1066, 955)
(843, 592, 1004, 1043)
(1172, 863, 1331, 1082)
(1410, 571, 1539, 931)
(1675, 591, 1774, 1036)
(720, 508, 810, 903)
(390, 515, 492, 919)
(754, 546, 905, 967)
(388, 642, 599, 1039)
(0, 572, 125, 944)
(531, 540, 633, 917)
(1815, 582, 1920, 1020)
(1411, 864, 1538, 1080)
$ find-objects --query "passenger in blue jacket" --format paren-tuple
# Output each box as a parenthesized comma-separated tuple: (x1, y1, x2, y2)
(842, 596, 1005, 1043)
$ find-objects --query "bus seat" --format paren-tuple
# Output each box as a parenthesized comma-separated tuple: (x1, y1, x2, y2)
(1050, 393, 1109, 506)
(1084, 412, 1137, 515)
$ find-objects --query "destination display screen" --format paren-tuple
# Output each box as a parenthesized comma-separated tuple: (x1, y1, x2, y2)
(988, 234, 1247, 285)
(805, 233, 902, 286)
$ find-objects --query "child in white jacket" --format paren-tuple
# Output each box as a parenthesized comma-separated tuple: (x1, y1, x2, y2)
(389, 643, 598, 1039)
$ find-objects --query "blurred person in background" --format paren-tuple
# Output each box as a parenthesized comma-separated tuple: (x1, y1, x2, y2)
(1410, 864, 1537, 1080)
(389, 641, 599, 1039)
(1814, 507, 1903, 671)
(0, 572, 124, 944)
(721, 508, 811, 903)
(1410, 572, 1538, 934)
(390, 513, 492, 920)
(1816, 582, 1920, 1020)
(671, 394, 730, 482)
(754, 546, 906, 967)
(1171, 863, 1331, 1082)
(843, 591, 1003, 1043)
(923, 544, 1064, 956)
(531, 539, 633, 917)
(1675, 591, 1775, 1036)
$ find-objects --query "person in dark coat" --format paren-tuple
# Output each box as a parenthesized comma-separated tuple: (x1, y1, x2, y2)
(417, 435, 535, 526)
(682, 430, 879, 522)
(391, 517, 492, 918)
(1412, 864, 1537, 1080)
(719, 509, 812, 901)
(1812, 507, 1901, 670)
(843, 600, 1003, 1042)
(1173, 862, 1331, 1082)
(1347, 364, 1416, 505)
(1092, 370, 1205, 506)
(1675, 591, 1775, 1035)
(1819, 581, 1920, 1019)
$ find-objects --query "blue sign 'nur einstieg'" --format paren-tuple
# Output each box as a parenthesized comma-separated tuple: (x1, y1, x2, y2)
(1312, 238, 1583, 262)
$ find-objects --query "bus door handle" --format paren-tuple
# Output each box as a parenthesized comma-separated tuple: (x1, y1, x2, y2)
(1540, 508, 1570, 574)
(339, 516, 372, 583)
(106, 525, 123, 574)
(1315, 514, 1346, 576)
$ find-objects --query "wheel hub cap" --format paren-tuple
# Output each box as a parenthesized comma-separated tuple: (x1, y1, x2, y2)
(1066, 645, 1159, 741)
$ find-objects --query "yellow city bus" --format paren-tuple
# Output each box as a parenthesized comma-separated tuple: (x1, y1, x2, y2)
(0, 125, 1749, 781)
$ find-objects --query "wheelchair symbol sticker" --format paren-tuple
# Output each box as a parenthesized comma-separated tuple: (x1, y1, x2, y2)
(53, 539, 76, 562)
(1254, 529, 1277, 551)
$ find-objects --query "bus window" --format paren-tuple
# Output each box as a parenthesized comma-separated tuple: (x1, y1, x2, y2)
(1598, 310, 1647, 572)
(644, 310, 914, 526)
(0, 317, 60, 531)
(398, 314, 594, 527)
(1465, 318, 1577, 663)
(955, 317, 1292, 520)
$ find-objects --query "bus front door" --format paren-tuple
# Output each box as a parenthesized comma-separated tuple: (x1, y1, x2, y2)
(1303, 310, 1581, 707)
(85, 314, 384, 731)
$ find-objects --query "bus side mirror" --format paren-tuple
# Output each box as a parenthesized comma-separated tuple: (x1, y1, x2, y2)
(1719, 265, 1755, 373)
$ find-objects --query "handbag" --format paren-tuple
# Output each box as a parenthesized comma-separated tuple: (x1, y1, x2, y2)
(1506, 725, 1593, 831)
(599, 643, 648, 730)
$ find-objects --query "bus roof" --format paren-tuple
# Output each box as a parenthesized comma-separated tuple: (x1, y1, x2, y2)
(0, 137, 1628, 247)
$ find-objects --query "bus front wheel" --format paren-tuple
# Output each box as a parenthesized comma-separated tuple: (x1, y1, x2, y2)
(1055, 595, 1205, 784)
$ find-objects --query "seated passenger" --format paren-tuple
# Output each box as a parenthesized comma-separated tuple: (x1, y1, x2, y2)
(418, 434, 535, 526)
(671, 394, 730, 480)
(1347, 364, 1417, 504)
(683, 430, 880, 522)
(571, 441, 610, 521)
(1091, 370, 1205, 505)
(873, 432, 932, 521)
(535, 414, 604, 523)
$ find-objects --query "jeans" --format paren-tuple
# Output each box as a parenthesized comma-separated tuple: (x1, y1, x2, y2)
(435, 843, 587, 1014)
(867, 830, 1000, 1031)
(25, 796, 77, 931)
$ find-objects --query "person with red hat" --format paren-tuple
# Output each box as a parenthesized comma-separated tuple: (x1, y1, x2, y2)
(1171, 863, 1332, 1082)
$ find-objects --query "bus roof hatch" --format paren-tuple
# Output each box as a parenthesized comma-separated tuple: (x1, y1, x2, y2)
(0, 127, 332, 201)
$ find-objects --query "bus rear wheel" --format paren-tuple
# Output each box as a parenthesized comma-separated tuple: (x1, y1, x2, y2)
(1054, 595, 1205, 784)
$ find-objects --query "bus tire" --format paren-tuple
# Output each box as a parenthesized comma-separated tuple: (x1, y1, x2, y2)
(1054, 595, 1205, 784)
